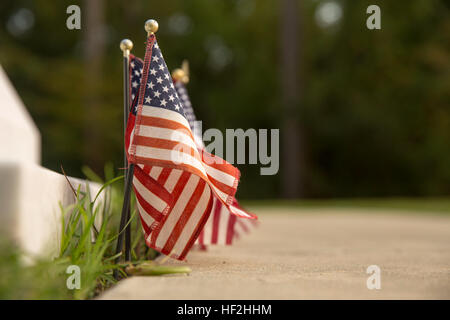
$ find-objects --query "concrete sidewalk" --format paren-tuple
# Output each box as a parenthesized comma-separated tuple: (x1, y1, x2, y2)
(100, 208, 450, 299)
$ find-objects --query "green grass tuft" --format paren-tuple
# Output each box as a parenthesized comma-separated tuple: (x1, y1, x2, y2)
(0, 164, 187, 299)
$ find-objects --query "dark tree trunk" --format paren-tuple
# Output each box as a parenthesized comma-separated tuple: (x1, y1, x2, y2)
(83, 0, 105, 174)
(280, 0, 303, 198)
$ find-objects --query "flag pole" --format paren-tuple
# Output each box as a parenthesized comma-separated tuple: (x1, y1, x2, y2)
(114, 38, 133, 278)
(120, 39, 133, 262)
(114, 20, 159, 279)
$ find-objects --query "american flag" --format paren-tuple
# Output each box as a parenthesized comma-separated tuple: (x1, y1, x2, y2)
(125, 35, 256, 260)
(174, 79, 258, 246)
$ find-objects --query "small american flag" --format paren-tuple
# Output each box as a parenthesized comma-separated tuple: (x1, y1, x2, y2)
(126, 35, 256, 260)
(174, 79, 258, 246)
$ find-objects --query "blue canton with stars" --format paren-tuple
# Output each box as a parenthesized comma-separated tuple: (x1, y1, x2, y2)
(175, 82, 197, 132)
(175, 81, 205, 147)
(132, 40, 185, 118)
(130, 55, 144, 112)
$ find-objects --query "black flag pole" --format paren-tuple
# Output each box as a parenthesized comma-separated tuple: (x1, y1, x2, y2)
(114, 20, 159, 279)
(121, 39, 133, 262)
(114, 38, 133, 278)
(114, 163, 135, 278)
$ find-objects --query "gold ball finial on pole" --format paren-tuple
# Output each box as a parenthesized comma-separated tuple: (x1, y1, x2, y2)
(172, 60, 190, 84)
(171, 69, 186, 83)
(145, 19, 159, 36)
(120, 39, 133, 57)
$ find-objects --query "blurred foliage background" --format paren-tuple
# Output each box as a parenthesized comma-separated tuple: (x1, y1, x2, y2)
(0, 0, 449, 199)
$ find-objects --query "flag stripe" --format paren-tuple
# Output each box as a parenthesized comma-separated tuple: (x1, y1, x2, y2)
(136, 126, 196, 151)
(134, 166, 173, 206)
(211, 201, 222, 243)
(134, 106, 240, 181)
(133, 153, 245, 215)
(136, 200, 155, 230)
(140, 103, 191, 129)
(149, 166, 162, 179)
(218, 206, 230, 244)
(226, 214, 237, 244)
(138, 211, 152, 235)
(133, 172, 170, 213)
(164, 169, 183, 193)
(157, 167, 172, 185)
(195, 199, 256, 246)
(140, 116, 194, 141)
(179, 190, 212, 259)
(162, 179, 207, 254)
(151, 172, 193, 247)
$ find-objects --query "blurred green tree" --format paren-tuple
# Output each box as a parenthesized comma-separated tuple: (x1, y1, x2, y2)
(0, 0, 449, 199)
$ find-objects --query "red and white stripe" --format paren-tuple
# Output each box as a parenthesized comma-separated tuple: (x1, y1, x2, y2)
(128, 105, 254, 218)
(196, 198, 258, 246)
(129, 104, 253, 220)
(196, 198, 236, 246)
(131, 163, 214, 260)
(126, 108, 221, 259)
(171, 79, 259, 248)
